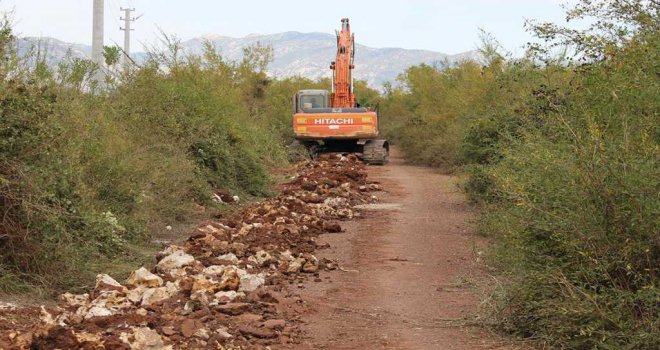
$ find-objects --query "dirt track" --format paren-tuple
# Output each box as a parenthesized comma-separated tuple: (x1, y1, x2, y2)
(282, 149, 516, 350)
(0, 150, 521, 350)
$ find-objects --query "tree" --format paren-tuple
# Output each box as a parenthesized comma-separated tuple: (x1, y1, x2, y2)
(103, 45, 121, 67)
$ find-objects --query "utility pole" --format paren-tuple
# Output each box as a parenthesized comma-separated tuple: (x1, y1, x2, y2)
(120, 7, 136, 68)
(92, 0, 105, 83)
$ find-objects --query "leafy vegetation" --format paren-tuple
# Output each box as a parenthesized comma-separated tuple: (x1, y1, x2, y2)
(0, 23, 301, 294)
(381, 1, 658, 348)
(0, 15, 385, 295)
(1, 1, 656, 347)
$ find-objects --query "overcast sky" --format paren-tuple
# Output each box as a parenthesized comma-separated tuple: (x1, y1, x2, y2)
(1, 0, 576, 54)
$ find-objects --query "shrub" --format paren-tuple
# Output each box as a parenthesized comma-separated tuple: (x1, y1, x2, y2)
(0, 26, 289, 293)
(381, 1, 659, 347)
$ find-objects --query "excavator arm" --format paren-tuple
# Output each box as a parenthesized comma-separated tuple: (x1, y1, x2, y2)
(330, 18, 355, 108)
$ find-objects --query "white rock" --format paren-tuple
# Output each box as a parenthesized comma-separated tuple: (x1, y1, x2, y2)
(217, 253, 239, 264)
(202, 265, 226, 276)
(84, 306, 113, 320)
(287, 258, 305, 273)
(237, 224, 254, 236)
(120, 327, 172, 350)
(217, 223, 233, 231)
(213, 290, 242, 303)
(198, 224, 221, 234)
(190, 290, 210, 306)
(88, 290, 133, 314)
(127, 286, 148, 304)
(39, 306, 56, 325)
(95, 274, 124, 291)
(156, 250, 195, 273)
(194, 328, 210, 340)
(75, 332, 102, 343)
(324, 197, 347, 208)
(232, 195, 240, 203)
(211, 193, 224, 203)
(254, 250, 274, 266)
(215, 326, 233, 339)
(0, 302, 17, 311)
(166, 268, 188, 278)
(141, 282, 179, 306)
(183, 301, 195, 314)
(247, 255, 259, 265)
(279, 250, 294, 261)
(127, 267, 163, 288)
(59, 293, 89, 307)
(156, 245, 180, 258)
(233, 266, 249, 278)
(336, 208, 354, 219)
(239, 273, 265, 292)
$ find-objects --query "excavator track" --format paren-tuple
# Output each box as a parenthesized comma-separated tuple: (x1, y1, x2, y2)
(361, 139, 389, 165)
(288, 139, 389, 165)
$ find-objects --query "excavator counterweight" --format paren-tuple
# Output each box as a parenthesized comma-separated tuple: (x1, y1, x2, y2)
(290, 18, 389, 165)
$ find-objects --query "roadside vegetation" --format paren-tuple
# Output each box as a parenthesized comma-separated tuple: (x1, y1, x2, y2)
(0, 15, 384, 296)
(0, 23, 299, 294)
(381, 1, 658, 348)
(2, 0, 656, 347)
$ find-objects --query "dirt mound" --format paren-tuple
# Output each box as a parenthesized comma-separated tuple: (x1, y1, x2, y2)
(0, 153, 381, 350)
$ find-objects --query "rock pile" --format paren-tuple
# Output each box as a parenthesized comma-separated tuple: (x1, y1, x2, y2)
(0, 154, 381, 350)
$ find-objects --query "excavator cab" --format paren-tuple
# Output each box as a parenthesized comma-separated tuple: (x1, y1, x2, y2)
(293, 90, 329, 113)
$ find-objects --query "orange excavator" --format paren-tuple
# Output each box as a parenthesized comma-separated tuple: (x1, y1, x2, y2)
(290, 18, 389, 164)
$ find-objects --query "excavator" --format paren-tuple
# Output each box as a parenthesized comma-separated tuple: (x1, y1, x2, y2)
(290, 18, 389, 165)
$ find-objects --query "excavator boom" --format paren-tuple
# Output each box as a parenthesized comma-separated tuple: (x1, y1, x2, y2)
(330, 18, 355, 108)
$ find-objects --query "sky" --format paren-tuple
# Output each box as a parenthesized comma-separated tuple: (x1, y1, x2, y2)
(0, 0, 577, 55)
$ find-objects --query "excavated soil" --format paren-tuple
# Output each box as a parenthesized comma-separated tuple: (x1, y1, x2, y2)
(0, 154, 381, 350)
(0, 150, 524, 350)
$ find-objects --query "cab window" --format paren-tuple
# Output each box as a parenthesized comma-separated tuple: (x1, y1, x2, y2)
(300, 94, 325, 109)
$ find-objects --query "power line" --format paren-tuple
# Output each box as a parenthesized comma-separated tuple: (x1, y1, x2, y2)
(108, 0, 123, 33)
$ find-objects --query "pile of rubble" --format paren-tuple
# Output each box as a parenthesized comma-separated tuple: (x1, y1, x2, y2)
(0, 154, 382, 350)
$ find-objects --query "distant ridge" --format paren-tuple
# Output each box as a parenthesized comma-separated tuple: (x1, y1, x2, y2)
(17, 32, 480, 88)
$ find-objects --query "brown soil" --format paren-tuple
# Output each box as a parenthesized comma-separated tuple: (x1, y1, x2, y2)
(0, 150, 526, 350)
(277, 149, 521, 350)
(0, 153, 383, 350)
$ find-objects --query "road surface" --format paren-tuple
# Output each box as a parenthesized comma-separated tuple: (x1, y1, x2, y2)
(282, 149, 520, 350)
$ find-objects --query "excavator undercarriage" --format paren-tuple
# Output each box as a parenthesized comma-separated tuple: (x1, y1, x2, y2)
(288, 139, 389, 165)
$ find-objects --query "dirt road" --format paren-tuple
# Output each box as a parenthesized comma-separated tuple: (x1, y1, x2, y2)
(283, 149, 516, 350)
(0, 151, 520, 350)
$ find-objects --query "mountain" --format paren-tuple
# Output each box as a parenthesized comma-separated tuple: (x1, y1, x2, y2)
(17, 37, 90, 63)
(16, 32, 479, 88)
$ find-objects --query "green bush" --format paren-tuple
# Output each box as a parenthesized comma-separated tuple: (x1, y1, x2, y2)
(0, 26, 291, 293)
(381, 1, 659, 348)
